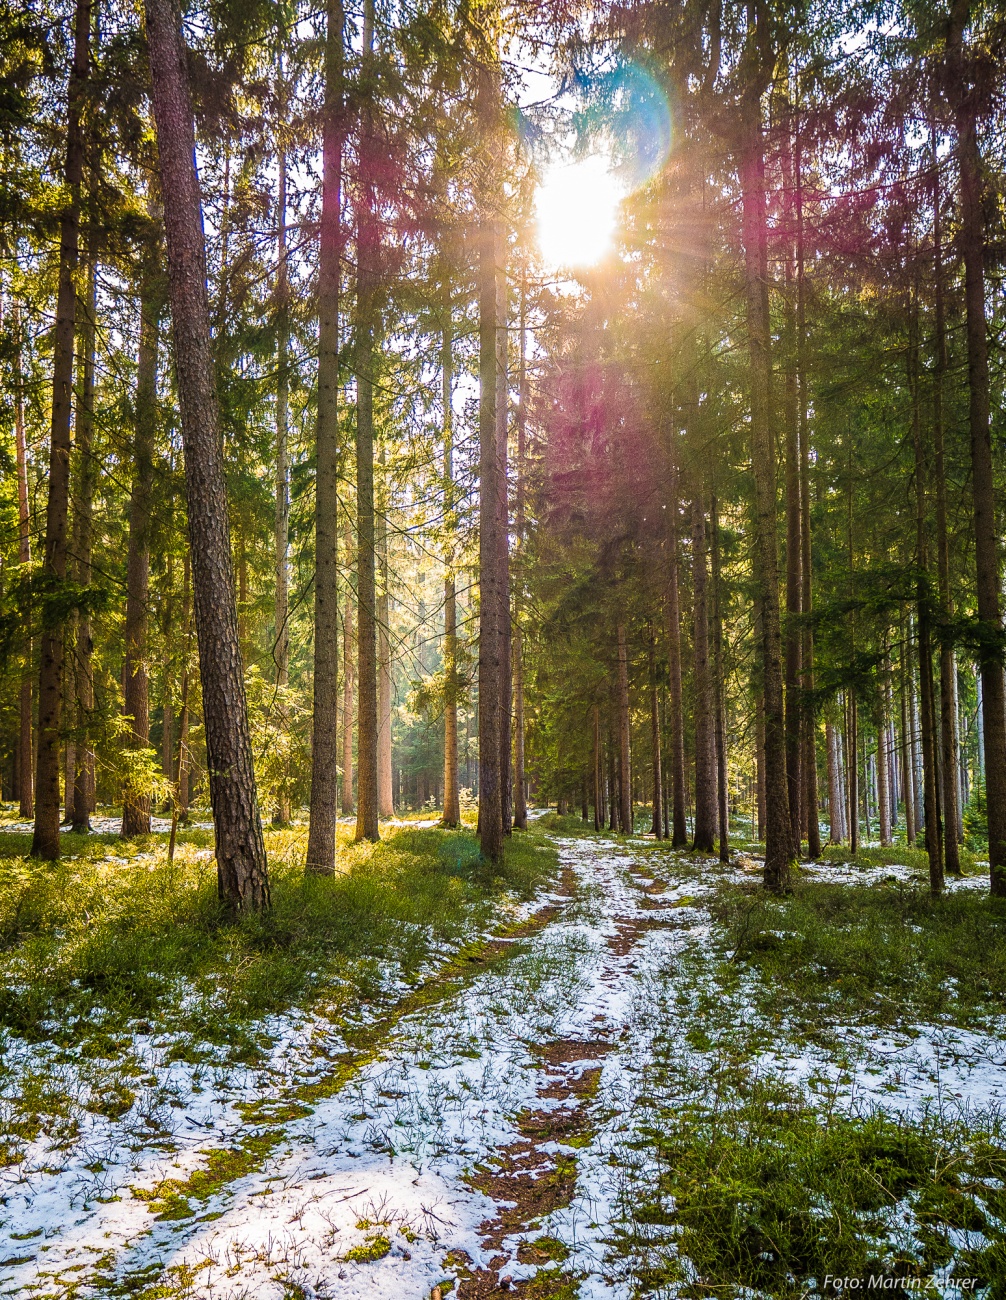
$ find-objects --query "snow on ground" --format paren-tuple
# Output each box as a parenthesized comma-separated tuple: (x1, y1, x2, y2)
(2, 831, 1003, 1298)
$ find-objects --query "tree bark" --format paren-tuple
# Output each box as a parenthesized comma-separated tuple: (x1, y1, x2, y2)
(306, 0, 344, 872)
(847, 692, 859, 854)
(711, 494, 729, 862)
(13, 302, 34, 818)
(477, 43, 505, 862)
(649, 631, 663, 840)
(32, 0, 89, 860)
(783, 250, 803, 854)
(497, 265, 512, 837)
(617, 623, 632, 834)
(691, 494, 716, 852)
(442, 293, 460, 828)
(122, 275, 159, 838)
(377, 447, 394, 819)
(145, 0, 268, 909)
(826, 719, 841, 843)
(593, 704, 601, 831)
(512, 273, 527, 831)
(341, 560, 355, 815)
(665, 459, 688, 846)
(949, 0, 1006, 894)
(274, 118, 291, 825)
(739, 86, 794, 890)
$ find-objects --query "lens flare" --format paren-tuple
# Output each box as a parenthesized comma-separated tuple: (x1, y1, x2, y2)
(535, 155, 623, 270)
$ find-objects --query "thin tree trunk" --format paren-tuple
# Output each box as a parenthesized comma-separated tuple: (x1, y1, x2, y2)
(593, 704, 601, 831)
(305, 0, 344, 872)
(740, 87, 793, 891)
(477, 38, 505, 862)
(512, 272, 527, 831)
(442, 292, 460, 828)
(122, 277, 159, 838)
(949, 0, 1006, 894)
(666, 460, 688, 846)
(145, 0, 268, 909)
(649, 631, 663, 840)
(497, 265, 512, 837)
(274, 116, 291, 825)
(13, 303, 34, 818)
(783, 253, 803, 855)
(617, 623, 632, 834)
(847, 692, 859, 854)
(32, 0, 89, 860)
(341, 570, 355, 815)
(878, 710, 892, 847)
(711, 495, 729, 862)
(377, 446, 394, 820)
(826, 719, 841, 843)
(691, 494, 716, 852)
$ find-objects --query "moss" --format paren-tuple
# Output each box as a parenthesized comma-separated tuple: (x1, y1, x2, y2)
(342, 1233, 391, 1263)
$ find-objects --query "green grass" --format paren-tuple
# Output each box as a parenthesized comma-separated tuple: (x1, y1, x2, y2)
(711, 879, 1006, 1030)
(0, 823, 557, 1056)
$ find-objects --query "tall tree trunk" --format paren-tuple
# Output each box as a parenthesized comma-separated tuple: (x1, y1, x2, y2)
(649, 631, 663, 840)
(847, 693, 859, 854)
(497, 266, 512, 837)
(305, 0, 343, 871)
(665, 460, 688, 846)
(71, 233, 98, 833)
(341, 563, 355, 815)
(783, 252, 803, 855)
(826, 719, 841, 843)
(476, 39, 505, 862)
(145, 0, 268, 909)
(274, 119, 291, 826)
(442, 291, 460, 828)
(949, 0, 1006, 894)
(15, 306, 34, 819)
(691, 494, 716, 851)
(377, 447, 394, 819)
(593, 704, 601, 831)
(878, 708, 892, 847)
(931, 132, 960, 875)
(711, 494, 729, 862)
(739, 88, 793, 891)
(32, 0, 89, 860)
(122, 276, 159, 838)
(617, 623, 632, 834)
(512, 272, 527, 831)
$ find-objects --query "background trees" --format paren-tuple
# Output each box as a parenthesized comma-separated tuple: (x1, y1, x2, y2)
(1, 0, 1005, 898)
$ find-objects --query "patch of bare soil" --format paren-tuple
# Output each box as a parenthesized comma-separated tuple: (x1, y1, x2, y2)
(455, 1037, 609, 1297)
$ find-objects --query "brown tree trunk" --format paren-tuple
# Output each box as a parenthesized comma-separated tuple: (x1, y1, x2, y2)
(949, 0, 1006, 894)
(617, 623, 632, 834)
(145, 0, 268, 909)
(649, 632, 663, 840)
(32, 0, 89, 860)
(477, 42, 505, 862)
(878, 707, 892, 847)
(274, 124, 291, 826)
(711, 494, 729, 862)
(593, 704, 601, 831)
(377, 447, 394, 820)
(122, 275, 159, 838)
(442, 296, 461, 828)
(341, 562, 355, 816)
(497, 266, 512, 837)
(739, 88, 793, 891)
(71, 240, 98, 833)
(306, 0, 344, 870)
(512, 274, 527, 831)
(826, 719, 841, 843)
(847, 693, 859, 854)
(665, 461, 688, 846)
(783, 252, 803, 854)
(691, 494, 716, 852)
(13, 303, 34, 818)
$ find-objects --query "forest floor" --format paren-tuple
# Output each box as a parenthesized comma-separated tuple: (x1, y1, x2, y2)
(0, 812, 1004, 1299)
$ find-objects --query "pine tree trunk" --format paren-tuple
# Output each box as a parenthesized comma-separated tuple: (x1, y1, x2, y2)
(497, 267, 512, 837)
(783, 260, 803, 854)
(32, 0, 89, 860)
(274, 126, 291, 826)
(665, 460, 688, 846)
(145, 0, 268, 909)
(477, 41, 505, 862)
(593, 704, 601, 831)
(341, 573, 355, 815)
(711, 495, 729, 862)
(649, 632, 663, 840)
(878, 711, 891, 847)
(949, 0, 1006, 895)
(377, 448, 394, 820)
(305, 0, 343, 872)
(617, 623, 633, 835)
(122, 276, 158, 838)
(739, 95, 793, 891)
(512, 275, 527, 831)
(691, 494, 716, 852)
(847, 693, 859, 854)
(14, 303, 34, 819)
(826, 719, 841, 843)
(442, 297, 461, 828)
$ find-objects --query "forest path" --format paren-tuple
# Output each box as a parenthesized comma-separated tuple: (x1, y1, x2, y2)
(10, 833, 1003, 1299)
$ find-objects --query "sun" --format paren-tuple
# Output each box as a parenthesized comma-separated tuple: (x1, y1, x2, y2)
(535, 154, 622, 271)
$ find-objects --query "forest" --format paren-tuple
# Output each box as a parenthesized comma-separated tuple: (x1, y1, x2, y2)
(2, 0, 1006, 1295)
